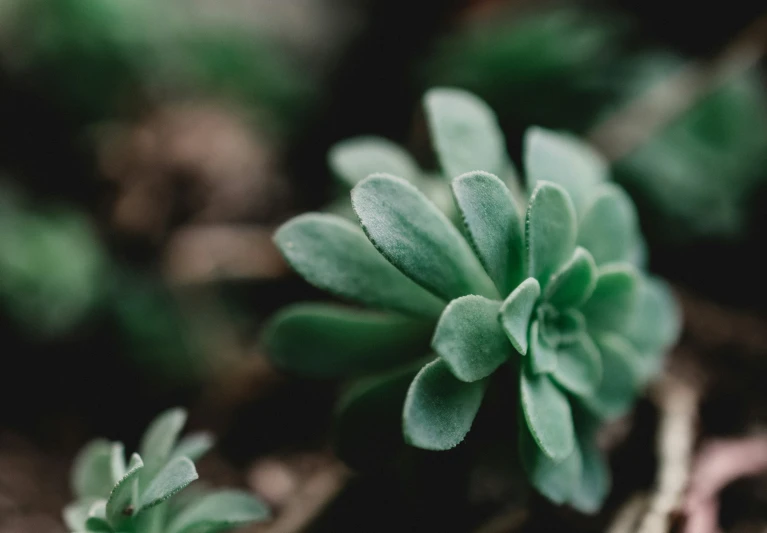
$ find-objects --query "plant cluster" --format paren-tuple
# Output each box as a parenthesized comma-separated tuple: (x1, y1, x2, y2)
(265, 88, 680, 511)
(64, 408, 269, 533)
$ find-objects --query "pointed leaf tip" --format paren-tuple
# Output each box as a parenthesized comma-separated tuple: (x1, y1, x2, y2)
(500, 278, 541, 355)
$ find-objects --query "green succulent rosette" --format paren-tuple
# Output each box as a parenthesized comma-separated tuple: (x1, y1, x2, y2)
(63, 408, 269, 533)
(265, 89, 680, 512)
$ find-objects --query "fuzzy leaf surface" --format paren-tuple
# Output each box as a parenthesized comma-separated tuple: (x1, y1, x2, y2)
(275, 213, 445, 319)
(352, 174, 497, 300)
(433, 295, 511, 382)
(403, 358, 487, 450)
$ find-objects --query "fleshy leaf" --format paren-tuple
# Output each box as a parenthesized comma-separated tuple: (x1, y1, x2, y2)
(106, 454, 143, 526)
(275, 213, 445, 319)
(569, 433, 611, 514)
(403, 358, 487, 450)
(451, 171, 525, 294)
(524, 127, 608, 216)
(581, 333, 642, 419)
(265, 304, 432, 378)
(578, 184, 639, 265)
(520, 366, 574, 461)
(519, 421, 581, 505)
(334, 360, 424, 470)
(139, 408, 187, 480)
(138, 457, 199, 513)
(166, 490, 269, 533)
(352, 174, 498, 300)
(581, 264, 639, 332)
(552, 334, 602, 396)
(64, 499, 98, 531)
(551, 308, 586, 343)
(526, 181, 577, 289)
(433, 295, 512, 382)
(171, 433, 215, 463)
(528, 320, 558, 374)
(328, 136, 421, 187)
(84, 499, 111, 531)
(71, 439, 113, 499)
(500, 278, 541, 355)
(110, 443, 126, 485)
(544, 247, 597, 308)
(625, 276, 681, 354)
(424, 88, 509, 179)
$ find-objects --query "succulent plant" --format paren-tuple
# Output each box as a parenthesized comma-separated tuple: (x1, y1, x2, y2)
(265, 88, 680, 511)
(63, 408, 269, 533)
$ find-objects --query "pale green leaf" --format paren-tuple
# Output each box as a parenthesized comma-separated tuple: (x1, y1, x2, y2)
(433, 295, 512, 382)
(275, 213, 445, 319)
(528, 320, 558, 374)
(569, 433, 611, 514)
(526, 181, 577, 289)
(578, 184, 639, 265)
(71, 439, 113, 499)
(581, 333, 642, 419)
(500, 278, 541, 355)
(519, 421, 581, 505)
(352, 174, 498, 300)
(106, 454, 143, 526)
(265, 303, 432, 378)
(139, 408, 187, 480)
(403, 358, 487, 450)
(329, 136, 421, 187)
(64, 499, 98, 531)
(552, 333, 602, 396)
(138, 457, 199, 513)
(625, 276, 681, 354)
(110, 443, 126, 485)
(544, 247, 597, 308)
(524, 127, 608, 216)
(581, 264, 639, 332)
(171, 433, 215, 463)
(424, 87, 509, 179)
(551, 308, 586, 344)
(451, 171, 525, 294)
(166, 490, 269, 533)
(520, 366, 574, 461)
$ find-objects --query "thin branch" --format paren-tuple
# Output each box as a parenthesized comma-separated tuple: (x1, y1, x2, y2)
(636, 377, 699, 533)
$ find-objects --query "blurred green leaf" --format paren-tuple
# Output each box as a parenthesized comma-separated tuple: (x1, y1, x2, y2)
(265, 304, 432, 378)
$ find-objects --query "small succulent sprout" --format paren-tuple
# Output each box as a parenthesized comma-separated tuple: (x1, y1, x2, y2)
(63, 408, 269, 533)
(265, 88, 681, 512)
